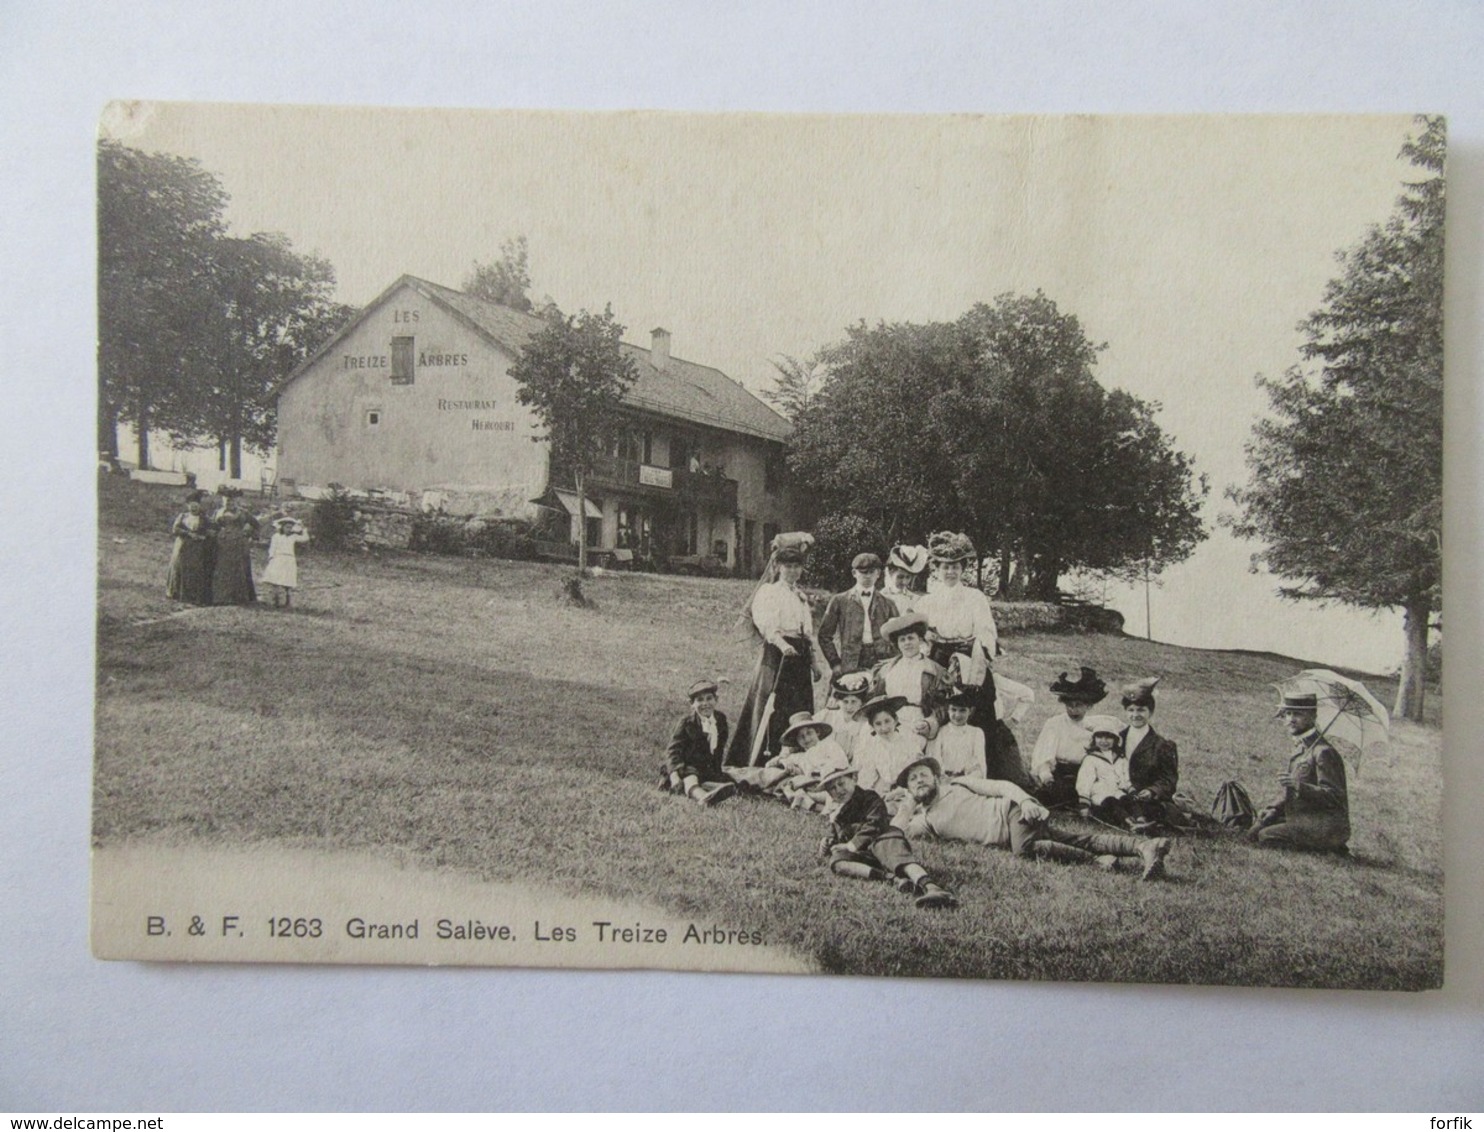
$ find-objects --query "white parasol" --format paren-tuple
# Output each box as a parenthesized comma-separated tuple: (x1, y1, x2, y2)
(1276, 668, 1391, 770)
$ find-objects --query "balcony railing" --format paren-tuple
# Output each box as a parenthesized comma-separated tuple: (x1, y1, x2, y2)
(556, 456, 737, 510)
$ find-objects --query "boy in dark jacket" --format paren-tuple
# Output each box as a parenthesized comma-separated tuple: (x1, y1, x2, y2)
(817, 767, 957, 909)
(662, 679, 738, 806)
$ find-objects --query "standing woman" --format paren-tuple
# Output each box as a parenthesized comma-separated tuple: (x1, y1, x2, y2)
(165, 489, 214, 605)
(725, 540, 828, 767)
(211, 491, 261, 606)
(914, 530, 1031, 789)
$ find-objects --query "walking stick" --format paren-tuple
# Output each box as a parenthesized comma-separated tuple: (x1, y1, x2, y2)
(748, 648, 790, 767)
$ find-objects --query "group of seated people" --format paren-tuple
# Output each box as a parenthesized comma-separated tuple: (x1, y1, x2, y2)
(658, 535, 1353, 911)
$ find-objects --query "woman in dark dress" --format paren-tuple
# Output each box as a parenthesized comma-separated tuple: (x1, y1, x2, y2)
(211, 494, 261, 605)
(165, 490, 213, 605)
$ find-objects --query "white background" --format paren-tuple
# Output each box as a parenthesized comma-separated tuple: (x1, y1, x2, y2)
(2, 1, 1481, 1111)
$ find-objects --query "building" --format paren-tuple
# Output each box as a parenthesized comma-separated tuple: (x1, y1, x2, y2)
(276, 275, 801, 575)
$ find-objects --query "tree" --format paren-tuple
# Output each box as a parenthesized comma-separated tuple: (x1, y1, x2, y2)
(763, 353, 828, 420)
(1227, 116, 1444, 721)
(189, 233, 353, 478)
(509, 304, 638, 573)
(463, 235, 534, 312)
(97, 139, 227, 467)
(787, 293, 1207, 599)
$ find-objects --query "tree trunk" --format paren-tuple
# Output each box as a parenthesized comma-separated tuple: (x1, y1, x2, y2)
(219, 438, 228, 472)
(98, 398, 119, 464)
(1394, 598, 1430, 722)
(575, 466, 589, 575)
(230, 433, 243, 480)
(135, 402, 150, 469)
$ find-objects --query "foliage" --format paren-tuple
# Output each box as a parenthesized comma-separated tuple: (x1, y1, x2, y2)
(803, 512, 888, 589)
(309, 486, 361, 551)
(762, 353, 828, 420)
(508, 304, 639, 572)
(788, 293, 1208, 599)
(190, 233, 354, 476)
(1226, 116, 1443, 719)
(97, 140, 352, 472)
(408, 514, 537, 561)
(97, 139, 227, 464)
(463, 235, 534, 312)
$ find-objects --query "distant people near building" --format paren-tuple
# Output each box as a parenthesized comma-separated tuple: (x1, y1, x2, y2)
(915, 531, 1029, 789)
(889, 757, 1172, 881)
(852, 694, 923, 794)
(725, 541, 825, 767)
(881, 544, 928, 613)
(1031, 667, 1109, 807)
(816, 766, 958, 909)
(870, 612, 945, 746)
(166, 490, 214, 606)
(261, 517, 310, 609)
(1117, 678, 1180, 834)
(818, 552, 899, 677)
(662, 679, 739, 807)
(925, 688, 987, 779)
(211, 493, 261, 606)
(1251, 691, 1351, 853)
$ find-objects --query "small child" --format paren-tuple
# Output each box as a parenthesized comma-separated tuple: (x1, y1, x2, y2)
(820, 671, 872, 762)
(767, 712, 851, 811)
(852, 695, 924, 795)
(262, 517, 311, 609)
(926, 689, 987, 778)
(1075, 715, 1133, 825)
(816, 767, 957, 909)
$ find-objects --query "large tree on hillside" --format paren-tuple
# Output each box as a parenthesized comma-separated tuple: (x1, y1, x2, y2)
(763, 353, 828, 420)
(98, 138, 227, 467)
(788, 293, 1207, 598)
(463, 235, 534, 312)
(509, 304, 638, 573)
(190, 233, 354, 478)
(1227, 116, 1444, 721)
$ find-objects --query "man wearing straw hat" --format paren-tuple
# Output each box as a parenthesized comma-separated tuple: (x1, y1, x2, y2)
(1251, 691, 1351, 853)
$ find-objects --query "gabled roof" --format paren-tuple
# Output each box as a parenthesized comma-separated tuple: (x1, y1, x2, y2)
(281, 274, 792, 444)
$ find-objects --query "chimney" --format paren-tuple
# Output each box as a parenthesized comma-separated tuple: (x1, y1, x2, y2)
(651, 327, 671, 370)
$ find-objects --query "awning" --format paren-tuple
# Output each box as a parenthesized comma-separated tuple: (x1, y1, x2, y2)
(553, 490, 602, 519)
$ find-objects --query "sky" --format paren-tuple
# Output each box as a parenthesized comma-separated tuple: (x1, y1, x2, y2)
(102, 105, 1425, 672)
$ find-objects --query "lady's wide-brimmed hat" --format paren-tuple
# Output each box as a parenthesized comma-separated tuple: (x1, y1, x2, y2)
(1049, 666, 1108, 704)
(1121, 676, 1161, 709)
(887, 544, 930, 574)
(831, 670, 873, 699)
(927, 530, 976, 563)
(184, 489, 208, 503)
(272, 515, 303, 531)
(861, 694, 909, 721)
(773, 546, 807, 565)
(881, 612, 930, 642)
(780, 711, 833, 747)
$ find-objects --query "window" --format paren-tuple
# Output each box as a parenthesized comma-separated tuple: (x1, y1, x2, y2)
(391, 336, 415, 384)
(613, 429, 644, 464)
(365, 409, 381, 427)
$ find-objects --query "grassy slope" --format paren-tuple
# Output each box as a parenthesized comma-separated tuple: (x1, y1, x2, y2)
(95, 479, 1443, 987)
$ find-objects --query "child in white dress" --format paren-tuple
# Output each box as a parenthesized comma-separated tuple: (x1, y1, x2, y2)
(262, 517, 310, 608)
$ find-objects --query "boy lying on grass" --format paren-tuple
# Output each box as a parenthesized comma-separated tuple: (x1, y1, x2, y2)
(888, 757, 1173, 881)
(817, 766, 959, 910)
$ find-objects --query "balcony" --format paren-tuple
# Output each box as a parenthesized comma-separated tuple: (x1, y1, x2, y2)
(555, 455, 737, 511)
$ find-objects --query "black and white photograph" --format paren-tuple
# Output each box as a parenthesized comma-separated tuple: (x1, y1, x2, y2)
(91, 105, 1444, 989)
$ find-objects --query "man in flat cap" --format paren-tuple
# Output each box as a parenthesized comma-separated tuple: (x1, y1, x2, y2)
(818, 551, 900, 679)
(1251, 692, 1351, 853)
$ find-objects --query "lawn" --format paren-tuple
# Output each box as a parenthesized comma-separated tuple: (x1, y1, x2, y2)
(94, 478, 1444, 988)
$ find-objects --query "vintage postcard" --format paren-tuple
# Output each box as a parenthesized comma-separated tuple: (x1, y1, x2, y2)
(93, 106, 1443, 988)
